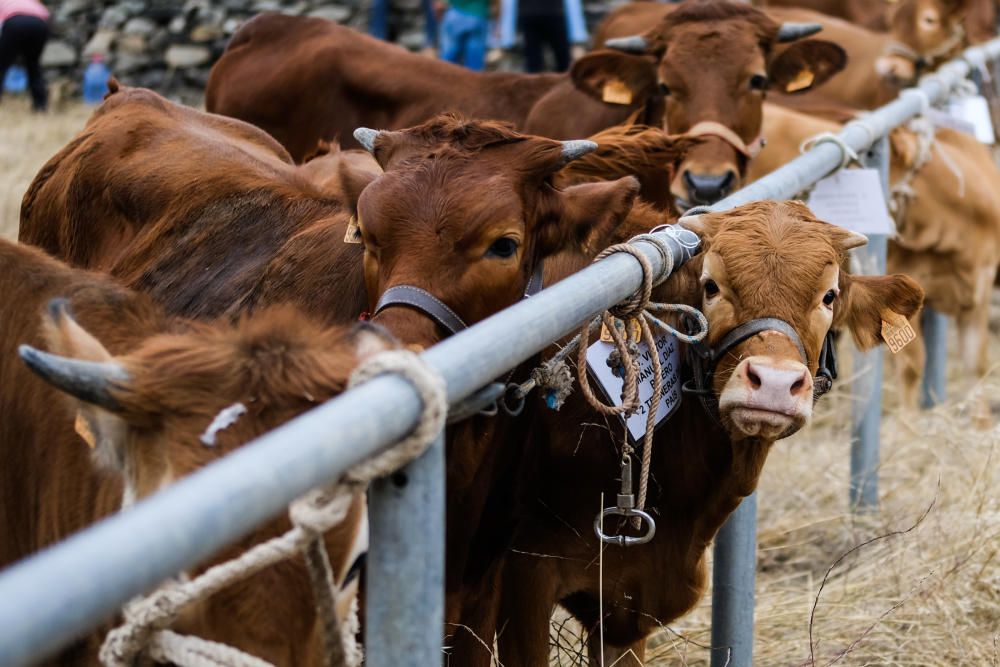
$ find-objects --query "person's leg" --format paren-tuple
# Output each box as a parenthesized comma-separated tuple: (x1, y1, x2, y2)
(520, 16, 545, 73)
(421, 0, 438, 49)
(463, 15, 488, 71)
(439, 8, 463, 64)
(546, 14, 570, 72)
(369, 0, 390, 40)
(0, 21, 20, 105)
(20, 17, 49, 111)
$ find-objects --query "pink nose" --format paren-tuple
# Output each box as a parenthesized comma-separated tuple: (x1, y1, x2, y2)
(740, 361, 812, 410)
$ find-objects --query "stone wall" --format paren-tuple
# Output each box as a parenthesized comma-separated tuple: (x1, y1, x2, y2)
(35, 0, 627, 102)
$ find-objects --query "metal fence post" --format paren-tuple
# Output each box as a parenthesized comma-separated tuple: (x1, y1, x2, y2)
(849, 136, 890, 512)
(365, 431, 445, 666)
(710, 491, 758, 667)
(920, 309, 948, 408)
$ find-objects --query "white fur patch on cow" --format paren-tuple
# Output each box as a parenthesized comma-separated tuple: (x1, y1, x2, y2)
(200, 402, 248, 446)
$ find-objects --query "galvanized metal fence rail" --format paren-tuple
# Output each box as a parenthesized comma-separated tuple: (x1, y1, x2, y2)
(0, 38, 997, 667)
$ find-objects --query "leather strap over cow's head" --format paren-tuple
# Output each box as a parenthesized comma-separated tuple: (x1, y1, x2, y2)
(682, 316, 838, 424)
(882, 23, 965, 76)
(372, 262, 545, 336)
(685, 121, 766, 160)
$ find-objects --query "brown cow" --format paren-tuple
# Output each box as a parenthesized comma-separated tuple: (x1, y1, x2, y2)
(0, 237, 390, 665)
(19, 88, 667, 659)
(206, 3, 845, 208)
(749, 102, 1000, 426)
(459, 200, 924, 666)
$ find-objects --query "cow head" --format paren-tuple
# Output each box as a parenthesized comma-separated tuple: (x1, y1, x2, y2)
(574, 1, 846, 210)
(679, 201, 923, 442)
(349, 115, 641, 349)
(20, 302, 395, 665)
(877, 0, 969, 83)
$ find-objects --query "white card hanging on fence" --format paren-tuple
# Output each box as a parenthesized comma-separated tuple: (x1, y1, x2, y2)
(947, 95, 995, 144)
(806, 168, 894, 236)
(924, 107, 977, 137)
(585, 331, 682, 442)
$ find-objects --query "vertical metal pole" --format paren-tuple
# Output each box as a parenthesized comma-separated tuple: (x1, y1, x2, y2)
(850, 137, 890, 512)
(365, 432, 445, 666)
(920, 308, 948, 408)
(710, 492, 757, 667)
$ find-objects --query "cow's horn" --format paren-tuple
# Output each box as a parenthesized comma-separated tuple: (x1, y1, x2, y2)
(19, 345, 129, 411)
(604, 35, 649, 53)
(353, 127, 382, 154)
(558, 140, 598, 166)
(776, 22, 823, 42)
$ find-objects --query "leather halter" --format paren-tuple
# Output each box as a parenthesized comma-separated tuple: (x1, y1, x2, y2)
(682, 317, 838, 423)
(373, 262, 545, 336)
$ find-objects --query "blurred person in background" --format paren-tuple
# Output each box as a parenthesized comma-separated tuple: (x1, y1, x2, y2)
(370, 0, 438, 54)
(499, 0, 587, 73)
(438, 0, 491, 70)
(0, 0, 49, 111)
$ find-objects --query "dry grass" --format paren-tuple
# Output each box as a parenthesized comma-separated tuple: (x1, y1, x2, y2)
(1, 97, 997, 667)
(1, 97, 91, 239)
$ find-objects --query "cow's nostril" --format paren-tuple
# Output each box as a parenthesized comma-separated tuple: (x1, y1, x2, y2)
(790, 376, 805, 395)
(683, 170, 738, 205)
(746, 366, 762, 389)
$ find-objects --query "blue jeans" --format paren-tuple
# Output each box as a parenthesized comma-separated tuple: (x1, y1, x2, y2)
(370, 0, 437, 48)
(439, 8, 488, 71)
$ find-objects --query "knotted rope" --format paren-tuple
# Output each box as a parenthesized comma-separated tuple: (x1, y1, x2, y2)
(100, 350, 446, 667)
(573, 239, 707, 521)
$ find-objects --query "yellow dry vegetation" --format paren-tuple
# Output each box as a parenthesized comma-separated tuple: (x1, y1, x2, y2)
(1, 98, 91, 239)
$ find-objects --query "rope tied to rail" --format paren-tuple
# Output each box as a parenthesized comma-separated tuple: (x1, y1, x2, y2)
(574, 238, 708, 529)
(100, 350, 446, 667)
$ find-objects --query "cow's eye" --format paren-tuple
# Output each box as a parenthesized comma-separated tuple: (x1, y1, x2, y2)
(486, 237, 518, 259)
(704, 279, 720, 298)
(659, 82, 671, 96)
(823, 289, 838, 307)
(749, 74, 768, 91)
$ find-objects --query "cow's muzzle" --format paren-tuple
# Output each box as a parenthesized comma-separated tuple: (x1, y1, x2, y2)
(683, 169, 737, 206)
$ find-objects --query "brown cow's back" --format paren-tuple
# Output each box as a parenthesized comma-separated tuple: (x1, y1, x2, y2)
(206, 13, 566, 161)
(19, 85, 365, 321)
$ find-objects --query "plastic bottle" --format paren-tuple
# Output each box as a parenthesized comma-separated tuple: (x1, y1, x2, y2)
(82, 54, 111, 104)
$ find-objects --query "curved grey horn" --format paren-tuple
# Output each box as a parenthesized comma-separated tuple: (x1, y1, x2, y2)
(353, 127, 382, 154)
(776, 22, 823, 43)
(558, 140, 598, 167)
(19, 345, 129, 411)
(604, 35, 649, 54)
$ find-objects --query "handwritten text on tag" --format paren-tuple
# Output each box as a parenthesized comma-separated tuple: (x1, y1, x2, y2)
(586, 333, 682, 442)
(807, 168, 894, 236)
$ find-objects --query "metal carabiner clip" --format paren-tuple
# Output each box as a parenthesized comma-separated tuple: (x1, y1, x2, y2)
(594, 506, 656, 547)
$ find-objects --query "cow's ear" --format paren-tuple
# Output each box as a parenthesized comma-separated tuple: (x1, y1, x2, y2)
(837, 273, 924, 349)
(536, 176, 640, 255)
(24, 300, 133, 472)
(339, 154, 382, 217)
(768, 40, 846, 94)
(571, 51, 659, 107)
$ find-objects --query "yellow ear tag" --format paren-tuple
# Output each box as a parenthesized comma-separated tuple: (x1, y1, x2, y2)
(785, 69, 815, 93)
(600, 318, 642, 343)
(344, 216, 362, 244)
(881, 311, 916, 354)
(602, 79, 633, 105)
(75, 413, 97, 449)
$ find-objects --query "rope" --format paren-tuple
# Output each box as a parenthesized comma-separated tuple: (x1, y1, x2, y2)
(799, 132, 859, 171)
(889, 117, 937, 221)
(100, 350, 446, 667)
(573, 242, 708, 521)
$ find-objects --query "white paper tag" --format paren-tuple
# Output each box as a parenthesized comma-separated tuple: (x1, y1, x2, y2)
(924, 107, 977, 137)
(585, 332, 682, 442)
(807, 168, 895, 236)
(947, 95, 995, 144)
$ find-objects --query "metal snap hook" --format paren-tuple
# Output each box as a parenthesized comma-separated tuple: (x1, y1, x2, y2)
(593, 506, 657, 546)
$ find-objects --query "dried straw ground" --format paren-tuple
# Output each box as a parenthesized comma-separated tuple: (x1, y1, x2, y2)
(2, 100, 998, 666)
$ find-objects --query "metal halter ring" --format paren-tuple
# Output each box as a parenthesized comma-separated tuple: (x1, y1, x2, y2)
(593, 507, 657, 547)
